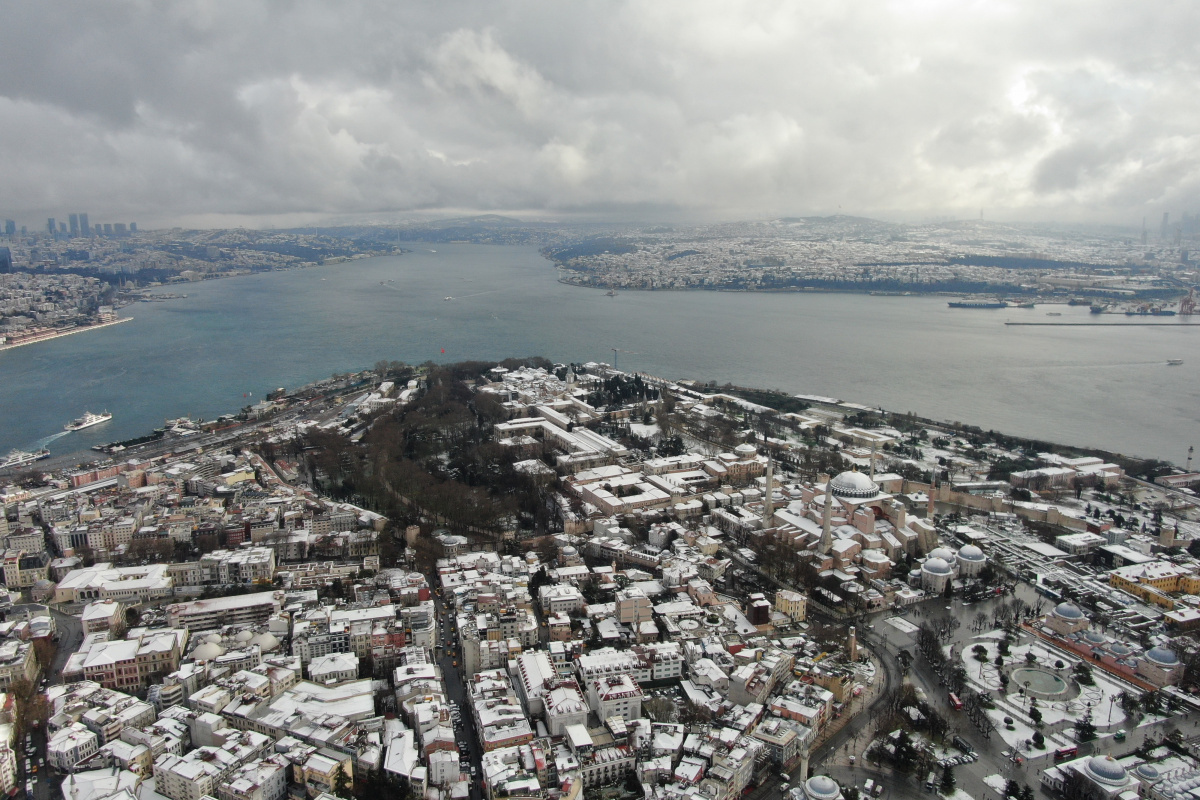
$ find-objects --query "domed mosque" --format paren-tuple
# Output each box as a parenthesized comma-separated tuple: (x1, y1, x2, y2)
(829, 470, 882, 501)
(795, 775, 844, 800)
(956, 544, 987, 577)
(920, 556, 954, 594)
(1045, 602, 1090, 635)
(1046, 754, 1135, 799)
(1139, 646, 1182, 685)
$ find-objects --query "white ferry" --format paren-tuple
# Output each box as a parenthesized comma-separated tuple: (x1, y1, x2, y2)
(1, 449, 50, 469)
(65, 410, 113, 431)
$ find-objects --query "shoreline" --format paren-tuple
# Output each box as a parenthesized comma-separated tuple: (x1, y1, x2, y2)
(0, 316, 133, 352)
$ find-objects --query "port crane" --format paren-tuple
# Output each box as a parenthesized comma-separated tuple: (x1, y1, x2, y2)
(1179, 288, 1196, 316)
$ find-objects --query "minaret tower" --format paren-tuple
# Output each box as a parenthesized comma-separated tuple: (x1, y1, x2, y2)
(763, 448, 775, 527)
(819, 475, 834, 554)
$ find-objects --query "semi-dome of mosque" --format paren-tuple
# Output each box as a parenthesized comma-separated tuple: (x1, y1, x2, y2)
(829, 470, 880, 499)
(929, 547, 956, 562)
(1085, 756, 1128, 786)
(922, 557, 952, 575)
(958, 545, 985, 561)
(804, 775, 842, 800)
(1054, 602, 1085, 619)
(1145, 646, 1179, 665)
(193, 642, 225, 661)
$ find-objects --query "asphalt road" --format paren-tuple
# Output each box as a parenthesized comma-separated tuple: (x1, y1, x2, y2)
(432, 593, 483, 800)
(47, 609, 82, 684)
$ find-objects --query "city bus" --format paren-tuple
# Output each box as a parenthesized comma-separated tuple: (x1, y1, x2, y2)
(1055, 746, 1079, 761)
(948, 692, 963, 711)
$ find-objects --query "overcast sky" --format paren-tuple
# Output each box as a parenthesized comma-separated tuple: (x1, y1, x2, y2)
(2, 1, 1197, 228)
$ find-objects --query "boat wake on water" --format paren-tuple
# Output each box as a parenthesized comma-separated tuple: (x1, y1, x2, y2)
(31, 431, 70, 449)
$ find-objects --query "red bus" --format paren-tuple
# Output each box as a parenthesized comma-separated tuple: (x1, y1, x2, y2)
(1054, 746, 1078, 761)
(948, 692, 963, 711)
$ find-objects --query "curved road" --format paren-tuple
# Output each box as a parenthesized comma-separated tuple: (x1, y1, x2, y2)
(813, 627, 902, 765)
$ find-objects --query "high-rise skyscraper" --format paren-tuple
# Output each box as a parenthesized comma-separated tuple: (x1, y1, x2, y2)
(130, 222, 138, 233)
(69, 213, 79, 236)
(79, 213, 90, 236)
(1161, 212, 1171, 240)
(3, 220, 14, 237)
(58, 222, 67, 234)
(103, 223, 113, 235)
(47, 218, 57, 235)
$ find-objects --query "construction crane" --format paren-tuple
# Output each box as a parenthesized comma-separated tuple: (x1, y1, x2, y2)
(1179, 287, 1196, 316)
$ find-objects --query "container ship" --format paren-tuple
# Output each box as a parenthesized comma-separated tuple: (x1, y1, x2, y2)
(948, 300, 1008, 309)
(1, 449, 50, 469)
(65, 410, 113, 431)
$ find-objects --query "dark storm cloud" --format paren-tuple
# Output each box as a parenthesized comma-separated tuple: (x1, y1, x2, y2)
(2, 0, 1198, 225)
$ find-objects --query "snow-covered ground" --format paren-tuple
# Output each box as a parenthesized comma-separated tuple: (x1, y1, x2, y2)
(629, 422, 660, 438)
(983, 775, 1007, 796)
(958, 630, 1137, 751)
(887, 617, 920, 634)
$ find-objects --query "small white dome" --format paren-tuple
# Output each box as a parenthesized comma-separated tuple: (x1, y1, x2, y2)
(929, 546, 956, 562)
(958, 545, 985, 561)
(249, 632, 280, 652)
(805, 775, 842, 800)
(193, 642, 225, 661)
(1054, 602, 1085, 620)
(1146, 646, 1178, 665)
(234, 630, 254, 643)
(204, 633, 223, 644)
(1085, 756, 1128, 786)
(923, 557, 952, 575)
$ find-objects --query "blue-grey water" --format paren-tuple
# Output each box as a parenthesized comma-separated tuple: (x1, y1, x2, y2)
(1, 243, 1197, 465)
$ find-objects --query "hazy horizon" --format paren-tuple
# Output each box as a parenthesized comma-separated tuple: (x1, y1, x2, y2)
(3, 2, 1198, 229)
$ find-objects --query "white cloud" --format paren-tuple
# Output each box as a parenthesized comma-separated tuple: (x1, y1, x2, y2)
(0, 0, 1196, 225)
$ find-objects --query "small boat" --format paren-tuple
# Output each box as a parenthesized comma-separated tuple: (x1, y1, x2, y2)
(65, 410, 112, 431)
(1017, 302, 1035, 309)
(444, 296, 453, 301)
(1046, 312, 1062, 317)
(606, 289, 617, 297)
(1167, 359, 1184, 366)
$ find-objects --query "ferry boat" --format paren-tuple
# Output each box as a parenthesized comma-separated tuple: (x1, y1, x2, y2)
(65, 410, 112, 431)
(1, 449, 50, 469)
(948, 300, 1008, 309)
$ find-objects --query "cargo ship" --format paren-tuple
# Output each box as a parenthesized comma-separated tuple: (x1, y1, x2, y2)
(0, 449, 50, 469)
(948, 300, 1008, 309)
(65, 410, 113, 431)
